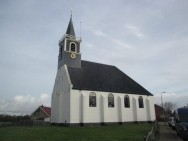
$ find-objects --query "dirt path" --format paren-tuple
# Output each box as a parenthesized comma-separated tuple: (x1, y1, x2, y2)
(159, 124, 182, 141)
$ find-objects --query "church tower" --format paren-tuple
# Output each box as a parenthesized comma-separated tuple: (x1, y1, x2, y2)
(58, 15, 81, 69)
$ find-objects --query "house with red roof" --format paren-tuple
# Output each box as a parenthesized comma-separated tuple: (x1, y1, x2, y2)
(154, 104, 164, 122)
(30, 105, 51, 120)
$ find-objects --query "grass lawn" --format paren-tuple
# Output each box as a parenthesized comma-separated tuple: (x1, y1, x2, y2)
(0, 124, 152, 141)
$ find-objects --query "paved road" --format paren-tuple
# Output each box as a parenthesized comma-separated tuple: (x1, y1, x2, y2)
(159, 124, 182, 141)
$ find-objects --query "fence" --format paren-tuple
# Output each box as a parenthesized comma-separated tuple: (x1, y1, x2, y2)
(0, 120, 46, 127)
(144, 121, 160, 141)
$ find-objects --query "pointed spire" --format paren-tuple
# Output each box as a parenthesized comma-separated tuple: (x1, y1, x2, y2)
(66, 13, 75, 36)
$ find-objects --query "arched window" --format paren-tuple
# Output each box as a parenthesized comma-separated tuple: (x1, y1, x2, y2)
(89, 92, 96, 107)
(138, 96, 144, 108)
(60, 45, 63, 53)
(108, 93, 114, 107)
(124, 95, 130, 108)
(69, 42, 77, 52)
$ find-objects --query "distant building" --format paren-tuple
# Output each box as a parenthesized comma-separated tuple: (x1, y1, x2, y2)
(154, 104, 164, 121)
(51, 15, 156, 126)
(30, 105, 51, 120)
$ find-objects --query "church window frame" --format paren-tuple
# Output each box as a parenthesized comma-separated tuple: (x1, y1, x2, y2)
(89, 92, 96, 107)
(108, 93, 114, 107)
(69, 42, 77, 53)
(138, 96, 144, 108)
(124, 95, 130, 108)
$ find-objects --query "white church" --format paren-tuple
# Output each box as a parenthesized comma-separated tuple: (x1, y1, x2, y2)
(51, 16, 156, 126)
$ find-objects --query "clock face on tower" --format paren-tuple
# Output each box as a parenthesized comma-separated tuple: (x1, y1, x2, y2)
(70, 53, 76, 59)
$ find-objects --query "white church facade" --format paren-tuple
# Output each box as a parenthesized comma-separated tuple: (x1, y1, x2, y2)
(51, 16, 156, 125)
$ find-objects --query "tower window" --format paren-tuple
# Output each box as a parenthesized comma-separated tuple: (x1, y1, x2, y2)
(60, 46, 63, 53)
(138, 96, 144, 108)
(124, 95, 130, 108)
(89, 92, 96, 107)
(108, 93, 114, 107)
(70, 42, 77, 52)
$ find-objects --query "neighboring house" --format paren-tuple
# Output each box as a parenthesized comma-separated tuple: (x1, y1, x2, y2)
(51, 15, 156, 126)
(154, 104, 164, 121)
(30, 105, 51, 120)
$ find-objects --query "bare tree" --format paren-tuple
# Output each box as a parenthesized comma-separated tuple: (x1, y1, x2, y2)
(163, 102, 176, 117)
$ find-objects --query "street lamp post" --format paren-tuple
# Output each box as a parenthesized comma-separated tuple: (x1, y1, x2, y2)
(161, 92, 166, 125)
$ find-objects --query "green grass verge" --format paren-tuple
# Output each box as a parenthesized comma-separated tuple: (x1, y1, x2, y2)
(0, 124, 152, 141)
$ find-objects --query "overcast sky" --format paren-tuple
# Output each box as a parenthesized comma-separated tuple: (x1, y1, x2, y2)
(0, 0, 188, 115)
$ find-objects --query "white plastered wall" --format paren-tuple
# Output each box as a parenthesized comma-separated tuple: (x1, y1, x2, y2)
(70, 90, 156, 124)
(51, 65, 72, 123)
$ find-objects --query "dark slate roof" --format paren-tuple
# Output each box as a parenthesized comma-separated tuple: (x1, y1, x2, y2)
(67, 61, 152, 96)
(66, 15, 75, 36)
